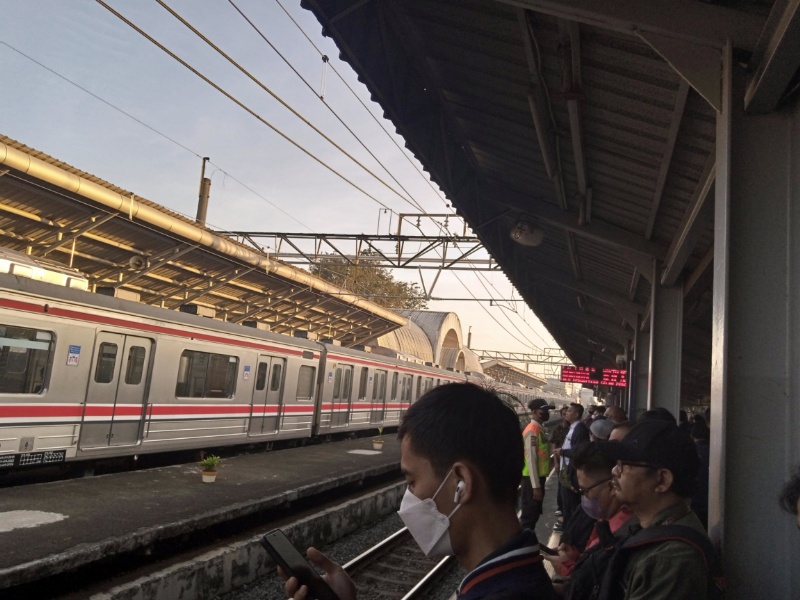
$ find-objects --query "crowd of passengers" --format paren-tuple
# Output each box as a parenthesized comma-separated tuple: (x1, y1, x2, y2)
(279, 383, 800, 600)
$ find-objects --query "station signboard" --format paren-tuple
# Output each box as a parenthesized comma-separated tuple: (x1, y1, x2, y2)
(560, 366, 628, 387)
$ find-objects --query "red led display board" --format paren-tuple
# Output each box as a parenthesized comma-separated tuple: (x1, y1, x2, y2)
(560, 366, 628, 387)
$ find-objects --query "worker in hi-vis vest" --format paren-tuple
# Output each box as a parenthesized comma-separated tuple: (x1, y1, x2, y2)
(521, 398, 555, 529)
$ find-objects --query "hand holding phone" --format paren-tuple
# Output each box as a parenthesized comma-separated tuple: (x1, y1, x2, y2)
(260, 529, 341, 600)
(539, 543, 557, 556)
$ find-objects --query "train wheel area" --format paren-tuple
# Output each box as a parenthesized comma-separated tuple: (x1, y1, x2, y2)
(0, 434, 401, 598)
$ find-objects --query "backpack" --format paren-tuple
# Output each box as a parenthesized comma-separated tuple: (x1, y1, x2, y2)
(564, 522, 725, 600)
(594, 524, 726, 600)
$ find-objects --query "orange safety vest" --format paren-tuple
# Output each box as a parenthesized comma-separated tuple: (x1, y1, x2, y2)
(522, 420, 550, 479)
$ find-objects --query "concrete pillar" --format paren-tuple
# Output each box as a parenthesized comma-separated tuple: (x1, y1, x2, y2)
(711, 43, 800, 598)
(648, 276, 684, 418)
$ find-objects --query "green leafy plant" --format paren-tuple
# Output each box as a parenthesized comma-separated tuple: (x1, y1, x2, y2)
(376, 426, 384, 437)
(199, 454, 222, 471)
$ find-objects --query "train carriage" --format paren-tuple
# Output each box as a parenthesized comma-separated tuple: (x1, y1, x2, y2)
(0, 269, 546, 471)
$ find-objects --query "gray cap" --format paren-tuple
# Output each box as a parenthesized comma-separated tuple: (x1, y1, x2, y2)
(590, 418, 615, 441)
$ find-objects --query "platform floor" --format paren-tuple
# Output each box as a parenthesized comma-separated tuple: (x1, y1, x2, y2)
(0, 434, 401, 589)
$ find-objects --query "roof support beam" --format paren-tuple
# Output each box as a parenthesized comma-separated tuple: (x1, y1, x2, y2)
(661, 150, 716, 286)
(494, 0, 765, 52)
(522, 257, 644, 319)
(636, 32, 722, 111)
(542, 302, 633, 344)
(484, 181, 666, 259)
(745, 0, 800, 113)
(517, 8, 568, 210)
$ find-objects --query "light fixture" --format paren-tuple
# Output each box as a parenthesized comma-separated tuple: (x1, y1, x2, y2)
(509, 221, 544, 247)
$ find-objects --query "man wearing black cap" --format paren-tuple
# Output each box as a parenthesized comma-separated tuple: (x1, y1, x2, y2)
(520, 398, 554, 529)
(596, 418, 714, 599)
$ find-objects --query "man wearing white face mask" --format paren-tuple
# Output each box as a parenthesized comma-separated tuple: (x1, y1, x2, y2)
(282, 383, 556, 600)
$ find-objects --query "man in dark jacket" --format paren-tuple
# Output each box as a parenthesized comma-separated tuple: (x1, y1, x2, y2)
(553, 402, 590, 529)
(596, 419, 713, 600)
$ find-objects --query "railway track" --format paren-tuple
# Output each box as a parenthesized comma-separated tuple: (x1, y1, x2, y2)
(344, 527, 456, 599)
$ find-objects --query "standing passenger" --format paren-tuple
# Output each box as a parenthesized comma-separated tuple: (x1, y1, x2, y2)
(550, 406, 570, 521)
(520, 398, 554, 530)
(282, 383, 557, 600)
(553, 403, 590, 531)
(595, 419, 717, 599)
(605, 405, 627, 424)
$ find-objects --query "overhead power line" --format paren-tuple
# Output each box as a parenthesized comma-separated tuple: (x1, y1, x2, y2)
(272, 0, 449, 208)
(96, 0, 394, 212)
(225, 0, 428, 214)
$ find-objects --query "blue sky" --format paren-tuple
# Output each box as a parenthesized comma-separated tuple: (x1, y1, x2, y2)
(0, 0, 561, 376)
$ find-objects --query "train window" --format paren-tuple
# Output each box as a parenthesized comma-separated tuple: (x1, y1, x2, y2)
(270, 363, 282, 392)
(416, 376, 422, 399)
(0, 325, 53, 394)
(342, 367, 352, 400)
(124, 346, 146, 385)
(175, 350, 238, 398)
(375, 370, 387, 402)
(94, 343, 118, 384)
(296, 365, 316, 401)
(403, 375, 413, 402)
(424, 377, 433, 392)
(391, 372, 398, 400)
(255, 362, 268, 391)
(358, 367, 369, 400)
(333, 368, 342, 400)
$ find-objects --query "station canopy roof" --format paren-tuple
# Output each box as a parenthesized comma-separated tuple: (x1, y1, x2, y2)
(0, 135, 406, 344)
(302, 0, 785, 402)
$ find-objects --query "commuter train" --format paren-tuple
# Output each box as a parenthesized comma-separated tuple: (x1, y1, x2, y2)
(0, 271, 551, 471)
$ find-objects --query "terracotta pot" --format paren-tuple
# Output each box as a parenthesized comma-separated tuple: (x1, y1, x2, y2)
(202, 470, 217, 483)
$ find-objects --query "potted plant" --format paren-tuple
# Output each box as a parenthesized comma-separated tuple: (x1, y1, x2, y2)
(372, 426, 385, 451)
(199, 454, 222, 483)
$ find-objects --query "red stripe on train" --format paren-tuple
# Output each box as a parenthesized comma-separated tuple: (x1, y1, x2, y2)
(0, 297, 317, 358)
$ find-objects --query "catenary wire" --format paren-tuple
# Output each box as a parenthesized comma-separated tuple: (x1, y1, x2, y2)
(95, 0, 395, 212)
(226, 0, 428, 214)
(273, 0, 449, 207)
(0, 40, 314, 234)
(155, 0, 425, 215)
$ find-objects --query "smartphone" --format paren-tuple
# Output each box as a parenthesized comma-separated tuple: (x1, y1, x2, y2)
(259, 529, 340, 600)
(539, 543, 557, 556)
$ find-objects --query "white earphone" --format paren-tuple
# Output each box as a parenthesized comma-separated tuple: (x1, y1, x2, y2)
(454, 480, 466, 503)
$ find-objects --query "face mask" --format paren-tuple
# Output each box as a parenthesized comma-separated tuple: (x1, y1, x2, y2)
(581, 490, 615, 521)
(539, 411, 550, 422)
(397, 468, 461, 558)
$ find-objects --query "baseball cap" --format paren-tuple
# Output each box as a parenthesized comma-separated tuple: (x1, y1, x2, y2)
(528, 398, 555, 411)
(597, 419, 700, 493)
(590, 418, 615, 441)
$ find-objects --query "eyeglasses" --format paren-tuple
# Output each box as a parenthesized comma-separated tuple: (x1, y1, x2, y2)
(614, 460, 658, 473)
(578, 477, 612, 496)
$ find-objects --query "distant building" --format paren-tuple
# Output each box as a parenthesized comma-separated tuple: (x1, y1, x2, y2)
(481, 359, 547, 389)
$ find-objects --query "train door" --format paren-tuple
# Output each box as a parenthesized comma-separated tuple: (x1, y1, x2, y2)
(81, 333, 152, 448)
(370, 369, 387, 423)
(331, 364, 353, 427)
(249, 354, 286, 435)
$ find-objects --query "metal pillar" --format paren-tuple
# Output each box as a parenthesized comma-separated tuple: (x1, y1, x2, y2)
(648, 276, 684, 417)
(712, 42, 800, 598)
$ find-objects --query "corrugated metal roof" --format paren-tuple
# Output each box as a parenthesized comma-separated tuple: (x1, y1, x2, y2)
(0, 135, 405, 344)
(302, 0, 777, 402)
